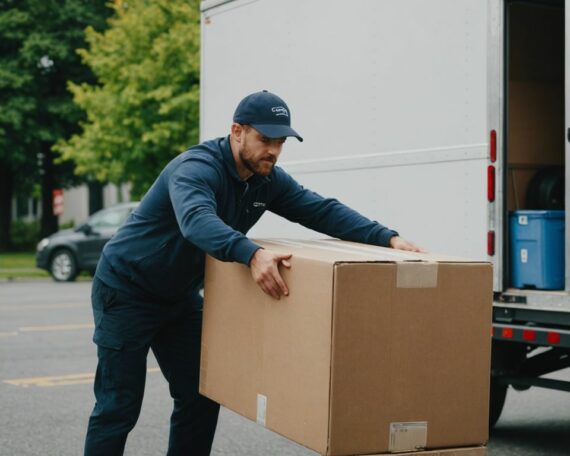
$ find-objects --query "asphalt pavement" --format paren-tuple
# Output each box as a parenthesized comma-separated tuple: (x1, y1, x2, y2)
(0, 281, 569, 455)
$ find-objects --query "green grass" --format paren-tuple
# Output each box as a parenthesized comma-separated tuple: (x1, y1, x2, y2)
(0, 251, 50, 279)
(0, 251, 92, 281)
(0, 251, 37, 268)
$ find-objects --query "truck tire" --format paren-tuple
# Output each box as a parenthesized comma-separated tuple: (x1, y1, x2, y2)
(489, 378, 507, 430)
(489, 340, 525, 429)
(49, 249, 78, 282)
(526, 167, 564, 209)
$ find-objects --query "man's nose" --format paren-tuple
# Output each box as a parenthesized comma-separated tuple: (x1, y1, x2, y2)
(267, 143, 282, 157)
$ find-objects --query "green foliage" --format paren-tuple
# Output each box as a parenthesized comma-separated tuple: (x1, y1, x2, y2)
(57, 0, 201, 198)
(0, 0, 109, 191)
(10, 219, 40, 251)
(60, 219, 75, 229)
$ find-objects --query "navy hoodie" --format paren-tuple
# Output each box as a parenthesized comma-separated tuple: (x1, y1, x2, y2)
(96, 136, 398, 305)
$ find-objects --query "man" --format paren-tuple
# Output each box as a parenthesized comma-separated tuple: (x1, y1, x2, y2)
(85, 90, 421, 456)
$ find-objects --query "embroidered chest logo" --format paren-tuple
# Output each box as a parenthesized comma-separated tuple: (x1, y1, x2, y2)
(252, 202, 266, 208)
(271, 106, 289, 117)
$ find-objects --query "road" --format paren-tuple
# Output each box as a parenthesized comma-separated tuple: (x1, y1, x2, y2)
(1, 281, 569, 456)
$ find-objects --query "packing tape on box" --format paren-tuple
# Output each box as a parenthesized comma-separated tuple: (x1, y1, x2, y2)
(309, 239, 420, 261)
(310, 239, 422, 260)
(265, 239, 439, 287)
(396, 262, 438, 288)
(256, 394, 267, 427)
(269, 239, 421, 261)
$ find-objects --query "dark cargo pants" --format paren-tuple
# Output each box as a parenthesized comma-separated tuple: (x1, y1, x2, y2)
(84, 277, 220, 456)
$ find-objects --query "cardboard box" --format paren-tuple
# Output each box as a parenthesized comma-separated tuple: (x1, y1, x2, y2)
(200, 239, 493, 456)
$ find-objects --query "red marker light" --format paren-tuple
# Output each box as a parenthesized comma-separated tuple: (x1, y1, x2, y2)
(523, 330, 537, 342)
(547, 332, 561, 345)
(488, 165, 495, 202)
(490, 130, 497, 162)
(502, 327, 513, 339)
(488, 231, 495, 256)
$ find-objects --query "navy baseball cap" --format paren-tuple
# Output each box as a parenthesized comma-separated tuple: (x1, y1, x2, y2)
(233, 90, 303, 142)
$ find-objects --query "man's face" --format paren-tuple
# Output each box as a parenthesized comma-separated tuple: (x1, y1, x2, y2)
(238, 126, 286, 177)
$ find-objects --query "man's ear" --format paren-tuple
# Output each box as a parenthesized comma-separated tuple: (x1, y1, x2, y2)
(231, 123, 244, 143)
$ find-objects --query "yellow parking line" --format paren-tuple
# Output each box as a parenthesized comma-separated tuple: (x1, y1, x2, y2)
(18, 323, 94, 332)
(0, 323, 94, 338)
(4, 368, 161, 387)
(5, 372, 95, 387)
(0, 303, 86, 311)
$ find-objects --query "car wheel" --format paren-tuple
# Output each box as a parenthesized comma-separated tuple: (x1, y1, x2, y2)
(49, 249, 78, 282)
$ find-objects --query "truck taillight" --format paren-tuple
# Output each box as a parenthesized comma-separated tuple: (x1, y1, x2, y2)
(502, 327, 513, 338)
(488, 231, 495, 256)
(523, 329, 537, 342)
(490, 130, 497, 162)
(487, 165, 495, 202)
(547, 332, 561, 344)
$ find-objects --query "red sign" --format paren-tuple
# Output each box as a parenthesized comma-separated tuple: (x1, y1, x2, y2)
(53, 189, 64, 216)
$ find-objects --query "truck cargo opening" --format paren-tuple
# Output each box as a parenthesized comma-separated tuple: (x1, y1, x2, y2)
(505, 0, 565, 292)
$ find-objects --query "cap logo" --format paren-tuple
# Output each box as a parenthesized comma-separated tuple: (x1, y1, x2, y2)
(271, 106, 289, 117)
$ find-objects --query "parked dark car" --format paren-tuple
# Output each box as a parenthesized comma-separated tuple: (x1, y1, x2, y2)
(36, 202, 139, 282)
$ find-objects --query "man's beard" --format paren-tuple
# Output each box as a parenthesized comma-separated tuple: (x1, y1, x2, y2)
(240, 149, 275, 177)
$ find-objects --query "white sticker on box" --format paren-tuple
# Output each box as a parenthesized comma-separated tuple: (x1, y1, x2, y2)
(519, 215, 528, 225)
(389, 422, 427, 453)
(256, 394, 267, 427)
(521, 249, 528, 264)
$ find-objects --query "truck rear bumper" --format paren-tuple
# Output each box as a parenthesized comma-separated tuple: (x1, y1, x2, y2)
(493, 322, 570, 349)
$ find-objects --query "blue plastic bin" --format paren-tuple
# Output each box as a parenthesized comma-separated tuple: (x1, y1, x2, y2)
(509, 210, 565, 290)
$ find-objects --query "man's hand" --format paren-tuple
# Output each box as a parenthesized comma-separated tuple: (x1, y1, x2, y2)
(249, 249, 292, 300)
(389, 236, 426, 253)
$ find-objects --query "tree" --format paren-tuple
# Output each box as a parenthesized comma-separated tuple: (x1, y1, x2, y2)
(56, 0, 201, 199)
(0, 0, 109, 247)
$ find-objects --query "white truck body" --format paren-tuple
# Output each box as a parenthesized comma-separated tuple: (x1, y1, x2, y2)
(200, 0, 570, 426)
(200, 0, 569, 309)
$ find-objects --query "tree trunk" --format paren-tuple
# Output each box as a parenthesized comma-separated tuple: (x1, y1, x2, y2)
(88, 180, 104, 215)
(0, 159, 14, 251)
(40, 143, 58, 239)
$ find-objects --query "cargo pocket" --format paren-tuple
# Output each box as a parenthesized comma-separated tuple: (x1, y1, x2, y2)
(93, 327, 124, 350)
(93, 327, 146, 393)
(91, 279, 118, 327)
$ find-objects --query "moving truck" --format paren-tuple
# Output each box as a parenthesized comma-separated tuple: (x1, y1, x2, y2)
(200, 0, 569, 428)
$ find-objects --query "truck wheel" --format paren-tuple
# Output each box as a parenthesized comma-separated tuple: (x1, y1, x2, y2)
(49, 249, 78, 282)
(489, 378, 508, 430)
(489, 340, 524, 430)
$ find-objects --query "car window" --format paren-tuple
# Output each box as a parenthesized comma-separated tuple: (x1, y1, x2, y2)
(88, 207, 133, 230)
